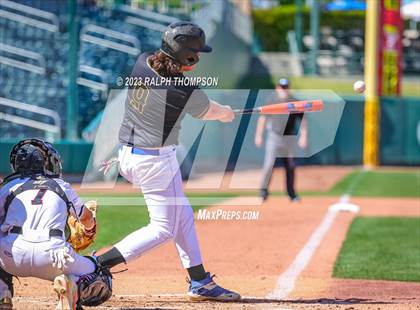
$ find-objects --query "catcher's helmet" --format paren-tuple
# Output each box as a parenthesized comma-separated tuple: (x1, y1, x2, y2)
(160, 21, 212, 66)
(10, 139, 62, 178)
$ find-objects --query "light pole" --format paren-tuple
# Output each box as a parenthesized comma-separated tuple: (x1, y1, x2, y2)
(308, 0, 320, 75)
(66, 0, 79, 141)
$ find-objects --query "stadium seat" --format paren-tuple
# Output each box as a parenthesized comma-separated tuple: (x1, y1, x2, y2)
(0, 1, 171, 138)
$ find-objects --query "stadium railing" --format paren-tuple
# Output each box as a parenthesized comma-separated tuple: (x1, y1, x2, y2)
(0, 97, 61, 140)
(0, 43, 46, 75)
(80, 24, 141, 56)
(0, 0, 58, 32)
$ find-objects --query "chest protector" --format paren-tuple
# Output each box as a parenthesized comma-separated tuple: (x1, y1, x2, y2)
(3, 176, 73, 240)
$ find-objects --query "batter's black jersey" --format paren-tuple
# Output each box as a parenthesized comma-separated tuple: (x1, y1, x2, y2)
(118, 53, 210, 148)
(265, 92, 303, 136)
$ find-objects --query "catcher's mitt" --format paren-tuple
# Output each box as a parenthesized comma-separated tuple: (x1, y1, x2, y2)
(67, 200, 97, 252)
(78, 266, 112, 307)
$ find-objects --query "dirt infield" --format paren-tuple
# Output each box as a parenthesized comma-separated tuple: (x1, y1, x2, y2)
(12, 195, 419, 309)
(72, 165, 354, 194)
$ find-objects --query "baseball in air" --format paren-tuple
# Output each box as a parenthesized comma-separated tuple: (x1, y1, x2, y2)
(353, 80, 366, 93)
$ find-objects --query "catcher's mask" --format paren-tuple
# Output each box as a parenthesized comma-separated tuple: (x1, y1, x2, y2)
(9, 139, 63, 178)
(160, 21, 212, 66)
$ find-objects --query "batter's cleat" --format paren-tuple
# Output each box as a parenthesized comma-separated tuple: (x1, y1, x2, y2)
(187, 273, 241, 301)
(260, 189, 269, 201)
(289, 195, 301, 203)
(0, 297, 12, 310)
(53, 274, 79, 310)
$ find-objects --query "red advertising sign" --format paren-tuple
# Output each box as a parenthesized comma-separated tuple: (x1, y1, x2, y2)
(378, 0, 403, 96)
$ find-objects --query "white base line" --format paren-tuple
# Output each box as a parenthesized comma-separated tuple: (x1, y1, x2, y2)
(266, 208, 339, 300)
(14, 294, 268, 300)
(115, 294, 271, 300)
(267, 170, 363, 300)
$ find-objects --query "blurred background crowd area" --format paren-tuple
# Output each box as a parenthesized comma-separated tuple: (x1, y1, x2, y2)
(252, 0, 420, 77)
(0, 0, 418, 175)
(1, 0, 249, 141)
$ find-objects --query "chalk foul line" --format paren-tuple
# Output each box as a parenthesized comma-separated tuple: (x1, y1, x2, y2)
(266, 208, 339, 300)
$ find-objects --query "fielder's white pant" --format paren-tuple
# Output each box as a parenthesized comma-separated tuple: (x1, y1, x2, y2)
(0, 232, 95, 295)
(114, 145, 202, 268)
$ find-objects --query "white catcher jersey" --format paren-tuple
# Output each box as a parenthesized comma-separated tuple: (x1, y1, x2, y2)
(0, 177, 84, 234)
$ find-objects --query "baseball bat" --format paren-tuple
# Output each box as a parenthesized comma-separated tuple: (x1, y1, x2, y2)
(233, 100, 324, 115)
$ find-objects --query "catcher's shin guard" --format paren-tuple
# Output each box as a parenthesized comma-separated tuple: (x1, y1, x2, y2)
(0, 268, 13, 298)
(0, 267, 13, 309)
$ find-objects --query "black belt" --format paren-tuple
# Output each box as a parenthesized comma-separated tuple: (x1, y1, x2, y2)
(10, 226, 63, 237)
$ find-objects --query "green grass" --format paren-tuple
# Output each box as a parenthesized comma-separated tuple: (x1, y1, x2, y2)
(288, 76, 357, 94)
(81, 192, 236, 251)
(329, 170, 420, 197)
(250, 169, 420, 198)
(241, 74, 420, 96)
(90, 204, 149, 250)
(242, 74, 420, 96)
(286, 76, 420, 97)
(334, 217, 420, 282)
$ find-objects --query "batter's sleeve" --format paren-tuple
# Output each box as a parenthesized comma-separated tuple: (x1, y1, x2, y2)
(185, 88, 210, 119)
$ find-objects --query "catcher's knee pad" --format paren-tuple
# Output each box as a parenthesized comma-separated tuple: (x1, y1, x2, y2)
(77, 267, 112, 307)
(0, 267, 13, 296)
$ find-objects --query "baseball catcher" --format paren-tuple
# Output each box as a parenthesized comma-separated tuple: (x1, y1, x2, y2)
(0, 139, 111, 309)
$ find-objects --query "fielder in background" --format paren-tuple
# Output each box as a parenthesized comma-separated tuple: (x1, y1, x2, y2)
(255, 78, 308, 202)
(97, 21, 240, 301)
(0, 139, 112, 310)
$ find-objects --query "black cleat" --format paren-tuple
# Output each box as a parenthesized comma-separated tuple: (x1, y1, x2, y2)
(260, 189, 269, 201)
(289, 195, 301, 203)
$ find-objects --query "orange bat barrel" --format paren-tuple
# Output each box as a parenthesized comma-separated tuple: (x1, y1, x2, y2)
(259, 100, 324, 115)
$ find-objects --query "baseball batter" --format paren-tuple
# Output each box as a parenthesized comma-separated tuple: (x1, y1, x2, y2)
(0, 139, 112, 310)
(97, 21, 240, 301)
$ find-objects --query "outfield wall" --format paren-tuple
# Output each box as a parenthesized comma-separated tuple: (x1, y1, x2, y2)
(0, 97, 419, 175)
(312, 96, 419, 166)
(0, 140, 93, 175)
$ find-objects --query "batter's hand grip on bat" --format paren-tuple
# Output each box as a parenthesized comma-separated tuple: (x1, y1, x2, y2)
(233, 100, 324, 115)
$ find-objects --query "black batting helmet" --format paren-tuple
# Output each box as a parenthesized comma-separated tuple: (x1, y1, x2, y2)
(160, 21, 212, 66)
(10, 139, 63, 178)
